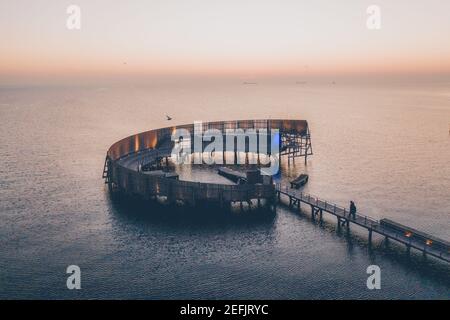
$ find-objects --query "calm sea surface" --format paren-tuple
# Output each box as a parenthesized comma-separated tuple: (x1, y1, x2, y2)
(0, 81, 449, 299)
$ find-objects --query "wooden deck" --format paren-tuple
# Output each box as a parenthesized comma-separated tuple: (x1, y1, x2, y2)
(104, 119, 311, 207)
(276, 184, 450, 263)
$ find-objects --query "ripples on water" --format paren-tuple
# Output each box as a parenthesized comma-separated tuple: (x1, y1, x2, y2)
(0, 82, 449, 299)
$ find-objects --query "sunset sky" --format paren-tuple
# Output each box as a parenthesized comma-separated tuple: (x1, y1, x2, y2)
(1, 0, 450, 84)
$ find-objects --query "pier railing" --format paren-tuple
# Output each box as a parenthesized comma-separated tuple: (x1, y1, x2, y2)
(275, 183, 450, 263)
(107, 119, 309, 161)
(104, 120, 310, 205)
(275, 183, 379, 227)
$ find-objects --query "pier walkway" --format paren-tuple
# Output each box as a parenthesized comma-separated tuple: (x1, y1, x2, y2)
(276, 184, 450, 263)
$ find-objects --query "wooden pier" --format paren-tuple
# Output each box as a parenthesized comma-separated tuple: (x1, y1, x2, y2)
(276, 184, 450, 263)
(104, 120, 311, 209)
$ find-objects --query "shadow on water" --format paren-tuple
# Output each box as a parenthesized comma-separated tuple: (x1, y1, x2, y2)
(105, 191, 277, 233)
(105, 188, 449, 290)
(281, 202, 450, 287)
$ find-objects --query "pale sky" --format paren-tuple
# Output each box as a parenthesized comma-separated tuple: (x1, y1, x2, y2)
(1, 0, 450, 84)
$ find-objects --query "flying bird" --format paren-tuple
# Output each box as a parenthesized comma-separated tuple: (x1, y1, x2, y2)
(166, 115, 172, 121)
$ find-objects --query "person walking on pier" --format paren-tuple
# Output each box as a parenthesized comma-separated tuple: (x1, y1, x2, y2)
(349, 201, 357, 220)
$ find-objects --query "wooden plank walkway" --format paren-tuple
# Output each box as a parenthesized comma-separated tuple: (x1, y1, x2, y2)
(276, 184, 450, 263)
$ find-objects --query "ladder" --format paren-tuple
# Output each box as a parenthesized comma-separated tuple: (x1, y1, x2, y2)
(102, 156, 110, 184)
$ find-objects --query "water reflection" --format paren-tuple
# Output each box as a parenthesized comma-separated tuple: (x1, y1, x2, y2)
(106, 191, 277, 231)
(289, 203, 450, 287)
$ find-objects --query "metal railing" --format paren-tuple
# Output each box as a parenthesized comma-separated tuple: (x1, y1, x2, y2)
(107, 119, 309, 161)
(275, 183, 450, 262)
(275, 183, 379, 227)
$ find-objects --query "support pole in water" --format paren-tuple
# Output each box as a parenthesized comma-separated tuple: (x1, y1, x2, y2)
(311, 205, 316, 221)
